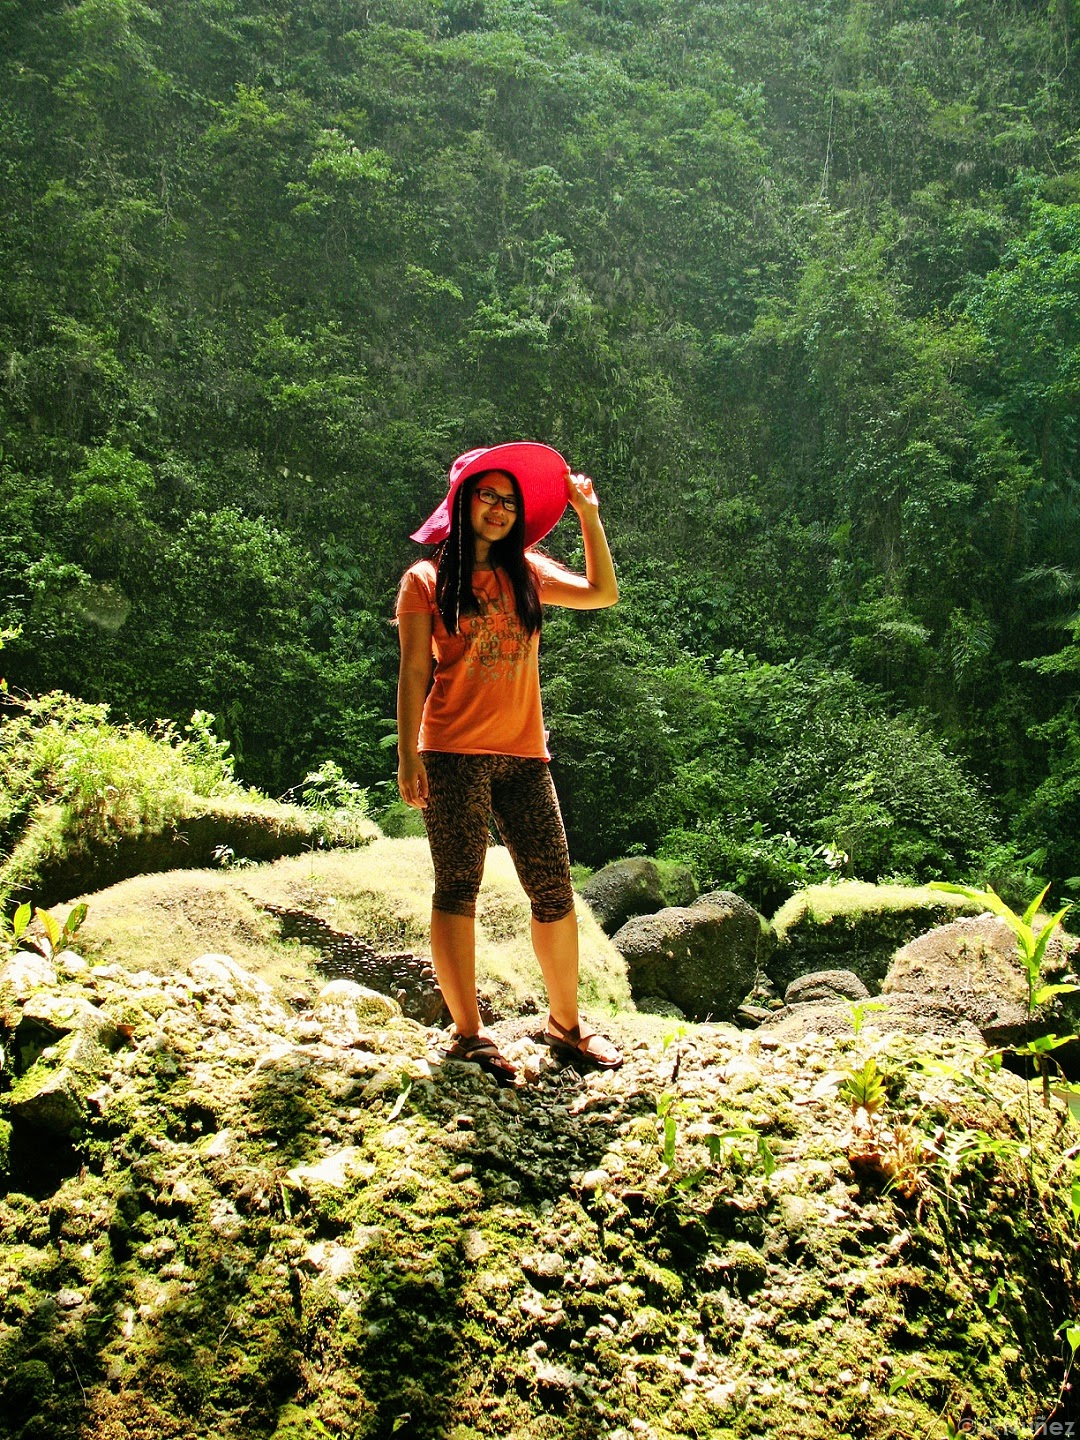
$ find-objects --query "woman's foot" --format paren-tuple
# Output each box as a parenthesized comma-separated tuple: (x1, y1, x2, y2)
(443, 1030, 518, 1085)
(544, 1015, 623, 1069)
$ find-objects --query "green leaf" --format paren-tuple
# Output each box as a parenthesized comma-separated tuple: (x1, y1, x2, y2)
(1032, 982, 1079, 1006)
(35, 908, 60, 948)
(1015, 1033, 1073, 1055)
(987, 1276, 1002, 1308)
(387, 1080, 412, 1122)
(661, 1114, 677, 1168)
(12, 902, 31, 940)
(1022, 882, 1052, 929)
(63, 902, 88, 941)
(675, 1166, 708, 1191)
(887, 1367, 917, 1397)
(1032, 906, 1072, 970)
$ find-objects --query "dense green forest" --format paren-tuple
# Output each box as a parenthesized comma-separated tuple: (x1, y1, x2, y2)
(1, 0, 1079, 906)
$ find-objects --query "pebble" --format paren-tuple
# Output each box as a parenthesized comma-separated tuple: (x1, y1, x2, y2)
(56, 1288, 85, 1309)
(462, 1229, 488, 1261)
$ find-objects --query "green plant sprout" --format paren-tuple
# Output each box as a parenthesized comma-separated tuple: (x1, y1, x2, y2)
(847, 998, 887, 1037)
(0, 900, 33, 949)
(1057, 1320, 1080, 1413)
(8, 901, 88, 960)
(654, 1094, 774, 1188)
(704, 1126, 776, 1179)
(840, 1055, 888, 1121)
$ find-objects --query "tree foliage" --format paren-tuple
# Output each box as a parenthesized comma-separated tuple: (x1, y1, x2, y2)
(1, 0, 1079, 889)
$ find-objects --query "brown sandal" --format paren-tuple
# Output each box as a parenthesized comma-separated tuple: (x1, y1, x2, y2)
(544, 1016, 623, 1070)
(443, 1031, 517, 1084)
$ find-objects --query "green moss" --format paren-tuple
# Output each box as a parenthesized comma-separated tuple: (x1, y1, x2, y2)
(772, 881, 972, 934)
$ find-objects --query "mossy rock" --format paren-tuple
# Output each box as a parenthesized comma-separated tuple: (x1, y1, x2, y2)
(612, 890, 764, 1020)
(581, 856, 697, 935)
(65, 839, 634, 1020)
(768, 881, 979, 992)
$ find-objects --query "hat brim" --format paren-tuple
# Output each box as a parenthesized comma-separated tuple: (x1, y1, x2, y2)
(410, 441, 570, 548)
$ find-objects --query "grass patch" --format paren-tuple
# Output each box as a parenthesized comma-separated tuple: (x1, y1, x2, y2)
(66, 839, 634, 1018)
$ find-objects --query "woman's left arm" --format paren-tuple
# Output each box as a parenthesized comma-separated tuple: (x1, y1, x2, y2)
(540, 472, 619, 610)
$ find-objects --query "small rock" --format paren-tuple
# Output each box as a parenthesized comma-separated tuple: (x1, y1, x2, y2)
(208, 1199, 245, 1240)
(0, 951, 57, 996)
(55, 1288, 85, 1309)
(523, 1252, 567, 1286)
(785, 970, 870, 1005)
(462, 1228, 488, 1261)
(287, 1147, 369, 1190)
(190, 954, 271, 999)
(580, 1168, 609, 1192)
(315, 980, 402, 1023)
(202, 1129, 235, 1158)
(736, 1004, 773, 1028)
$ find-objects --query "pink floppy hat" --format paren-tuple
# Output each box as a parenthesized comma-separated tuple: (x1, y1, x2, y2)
(410, 441, 570, 548)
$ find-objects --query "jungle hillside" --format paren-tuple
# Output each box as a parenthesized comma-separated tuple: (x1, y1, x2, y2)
(2, 0, 1080, 905)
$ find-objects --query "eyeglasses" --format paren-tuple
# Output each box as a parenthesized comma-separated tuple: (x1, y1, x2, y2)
(474, 486, 518, 514)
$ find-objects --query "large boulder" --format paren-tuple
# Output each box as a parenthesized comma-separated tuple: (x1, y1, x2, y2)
(768, 882, 978, 993)
(610, 890, 766, 1021)
(580, 858, 697, 936)
(882, 911, 1080, 1048)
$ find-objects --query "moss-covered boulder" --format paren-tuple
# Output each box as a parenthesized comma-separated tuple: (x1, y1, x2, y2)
(611, 890, 766, 1020)
(0, 944, 1076, 1440)
(580, 857, 697, 935)
(2, 796, 380, 910)
(769, 882, 978, 993)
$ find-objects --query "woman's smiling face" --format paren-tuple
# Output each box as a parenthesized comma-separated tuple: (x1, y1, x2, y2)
(469, 471, 521, 546)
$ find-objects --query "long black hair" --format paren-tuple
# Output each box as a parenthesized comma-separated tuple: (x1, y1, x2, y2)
(434, 471, 543, 636)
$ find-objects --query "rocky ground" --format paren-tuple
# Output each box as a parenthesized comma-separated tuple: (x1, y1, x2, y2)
(2, 933, 1079, 1440)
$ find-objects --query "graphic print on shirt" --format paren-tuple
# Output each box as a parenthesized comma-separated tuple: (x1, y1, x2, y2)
(463, 579, 532, 684)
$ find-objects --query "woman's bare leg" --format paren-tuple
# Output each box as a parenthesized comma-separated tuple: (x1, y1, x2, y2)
(532, 912, 621, 1065)
(430, 909, 483, 1037)
(530, 911, 580, 1031)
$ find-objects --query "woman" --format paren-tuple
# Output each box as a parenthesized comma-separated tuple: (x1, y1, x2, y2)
(396, 441, 622, 1082)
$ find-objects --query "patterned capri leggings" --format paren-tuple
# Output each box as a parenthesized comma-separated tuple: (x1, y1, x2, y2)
(421, 752, 575, 925)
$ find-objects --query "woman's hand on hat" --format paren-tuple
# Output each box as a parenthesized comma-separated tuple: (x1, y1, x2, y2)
(398, 754, 429, 810)
(566, 471, 600, 516)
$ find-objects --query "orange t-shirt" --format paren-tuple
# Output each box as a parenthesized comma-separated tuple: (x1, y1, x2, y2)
(395, 551, 568, 759)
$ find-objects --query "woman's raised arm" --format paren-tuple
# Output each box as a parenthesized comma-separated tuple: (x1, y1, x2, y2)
(539, 472, 619, 610)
